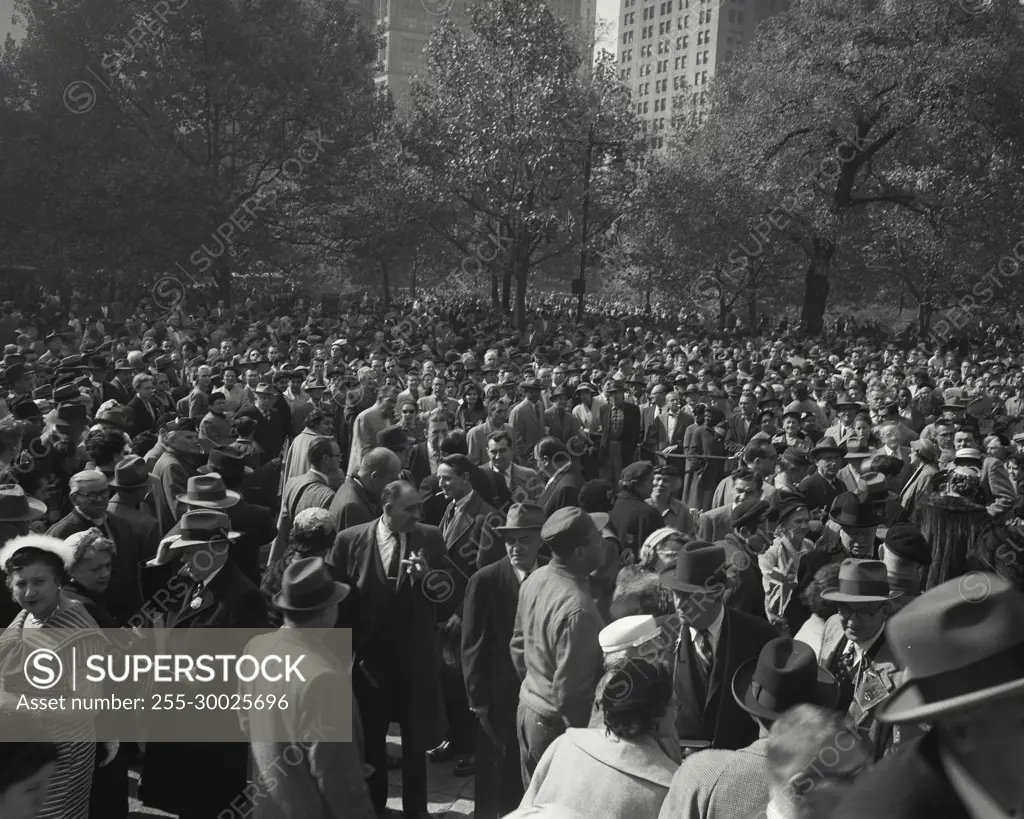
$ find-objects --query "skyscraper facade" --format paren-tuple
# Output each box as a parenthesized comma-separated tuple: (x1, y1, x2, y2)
(375, 0, 597, 111)
(616, 0, 788, 148)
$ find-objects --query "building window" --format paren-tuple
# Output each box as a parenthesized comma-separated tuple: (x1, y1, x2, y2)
(684, 14, 689, 26)
(736, 11, 744, 22)
(694, 72, 699, 85)
(728, 9, 735, 21)
(703, 49, 709, 63)
(695, 52, 701, 64)
(683, 35, 689, 47)
(702, 70, 707, 83)
(706, 9, 712, 23)
(697, 31, 703, 44)
(674, 56, 681, 68)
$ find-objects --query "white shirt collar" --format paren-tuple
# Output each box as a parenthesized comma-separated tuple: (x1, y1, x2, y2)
(849, 624, 885, 663)
(689, 605, 725, 651)
(201, 564, 225, 590)
(939, 744, 1020, 819)
(309, 468, 331, 484)
(454, 490, 474, 511)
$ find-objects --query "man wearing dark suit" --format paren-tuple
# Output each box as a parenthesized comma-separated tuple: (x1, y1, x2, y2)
(487, 430, 540, 510)
(600, 383, 642, 483)
(534, 437, 586, 518)
(327, 481, 447, 819)
(462, 504, 544, 819)
(328, 447, 402, 532)
(798, 436, 847, 513)
(139, 510, 269, 819)
(46, 470, 151, 626)
(431, 454, 502, 773)
(543, 385, 583, 447)
(725, 391, 761, 451)
(235, 383, 291, 465)
(832, 574, 1024, 819)
(127, 373, 160, 438)
(661, 541, 777, 751)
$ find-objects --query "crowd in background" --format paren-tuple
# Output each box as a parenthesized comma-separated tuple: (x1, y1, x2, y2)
(0, 286, 1021, 819)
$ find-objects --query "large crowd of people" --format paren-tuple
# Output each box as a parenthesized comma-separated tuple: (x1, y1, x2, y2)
(0, 288, 1022, 819)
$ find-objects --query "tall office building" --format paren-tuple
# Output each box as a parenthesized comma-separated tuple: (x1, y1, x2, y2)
(376, 0, 597, 111)
(616, 0, 788, 148)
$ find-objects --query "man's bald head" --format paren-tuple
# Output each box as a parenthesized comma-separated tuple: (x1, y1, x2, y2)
(359, 447, 403, 497)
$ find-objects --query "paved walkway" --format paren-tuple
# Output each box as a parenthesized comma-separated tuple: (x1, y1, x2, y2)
(127, 726, 476, 818)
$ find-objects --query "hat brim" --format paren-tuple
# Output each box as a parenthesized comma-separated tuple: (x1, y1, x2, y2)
(197, 464, 253, 476)
(107, 479, 151, 490)
(273, 582, 350, 612)
(731, 656, 841, 721)
(820, 588, 903, 603)
(0, 497, 48, 521)
(175, 489, 241, 509)
(164, 530, 244, 551)
(494, 523, 544, 533)
(811, 448, 844, 458)
(828, 512, 883, 529)
(878, 676, 1024, 724)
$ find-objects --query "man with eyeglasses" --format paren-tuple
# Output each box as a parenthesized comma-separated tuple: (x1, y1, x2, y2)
(818, 559, 908, 761)
(46, 470, 148, 625)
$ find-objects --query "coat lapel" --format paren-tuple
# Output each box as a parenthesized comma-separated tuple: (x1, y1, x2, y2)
(705, 609, 730, 709)
(448, 493, 478, 549)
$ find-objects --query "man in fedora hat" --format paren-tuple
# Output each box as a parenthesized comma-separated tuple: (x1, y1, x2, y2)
(106, 453, 163, 555)
(162, 469, 271, 585)
(462, 503, 546, 819)
(543, 383, 583, 448)
(878, 523, 931, 613)
(151, 416, 205, 525)
(0, 483, 47, 622)
(140, 509, 268, 819)
(509, 377, 546, 468)
(327, 479, 445, 819)
(659, 638, 840, 819)
(239, 557, 374, 819)
(833, 574, 1024, 819)
(818, 558, 907, 761)
(659, 540, 777, 753)
(798, 435, 847, 513)
(820, 491, 885, 561)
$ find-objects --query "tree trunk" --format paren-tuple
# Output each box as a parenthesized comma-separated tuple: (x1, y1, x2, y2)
(501, 270, 512, 312)
(410, 255, 418, 299)
(381, 256, 391, 307)
(747, 289, 758, 328)
(513, 249, 529, 330)
(799, 239, 834, 337)
(490, 272, 499, 309)
(215, 255, 231, 307)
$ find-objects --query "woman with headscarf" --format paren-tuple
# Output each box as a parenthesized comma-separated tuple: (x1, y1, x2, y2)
(0, 535, 110, 819)
(609, 528, 686, 622)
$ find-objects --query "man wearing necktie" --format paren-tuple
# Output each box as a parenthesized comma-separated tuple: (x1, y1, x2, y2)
(462, 503, 545, 818)
(818, 559, 908, 761)
(487, 430, 539, 509)
(658, 540, 777, 753)
(138, 510, 268, 819)
(432, 454, 502, 774)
